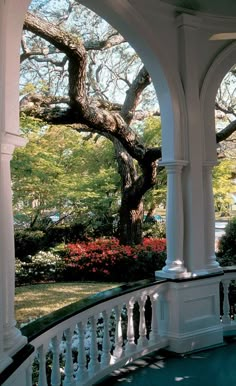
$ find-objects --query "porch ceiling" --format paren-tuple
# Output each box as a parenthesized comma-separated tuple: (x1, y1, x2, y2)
(161, 0, 236, 17)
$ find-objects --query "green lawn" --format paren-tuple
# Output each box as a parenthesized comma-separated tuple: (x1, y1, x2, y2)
(15, 282, 120, 326)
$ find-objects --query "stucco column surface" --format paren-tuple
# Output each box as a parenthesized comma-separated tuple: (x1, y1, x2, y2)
(157, 161, 188, 278)
(203, 162, 222, 271)
(0, 144, 27, 357)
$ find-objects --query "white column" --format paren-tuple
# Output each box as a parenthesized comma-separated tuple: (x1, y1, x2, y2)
(0, 143, 27, 357)
(203, 162, 222, 272)
(157, 161, 188, 278)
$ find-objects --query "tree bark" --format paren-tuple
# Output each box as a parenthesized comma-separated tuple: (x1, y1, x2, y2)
(119, 197, 144, 245)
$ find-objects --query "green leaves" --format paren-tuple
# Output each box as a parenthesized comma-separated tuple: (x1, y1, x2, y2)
(11, 119, 120, 228)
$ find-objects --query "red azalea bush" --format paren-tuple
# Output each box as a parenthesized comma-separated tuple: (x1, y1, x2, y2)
(64, 237, 166, 282)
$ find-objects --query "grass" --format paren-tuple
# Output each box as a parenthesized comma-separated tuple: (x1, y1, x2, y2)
(15, 281, 120, 326)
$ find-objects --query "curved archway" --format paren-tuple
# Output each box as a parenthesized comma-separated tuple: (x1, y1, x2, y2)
(6, 0, 186, 161)
(200, 41, 236, 161)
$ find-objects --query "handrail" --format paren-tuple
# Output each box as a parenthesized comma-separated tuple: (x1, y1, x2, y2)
(4, 270, 236, 386)
(21, 278, 167, 342)
(8, 278, 169, 386)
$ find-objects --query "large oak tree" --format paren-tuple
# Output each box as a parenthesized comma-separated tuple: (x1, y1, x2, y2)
(21, 2, 236, 245)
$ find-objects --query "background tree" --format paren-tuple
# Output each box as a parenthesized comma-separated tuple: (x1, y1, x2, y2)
(19, 0, 236, 245)
(12, 115, 120, 233)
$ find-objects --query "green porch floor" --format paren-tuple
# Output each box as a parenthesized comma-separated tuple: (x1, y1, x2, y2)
(97, 338, 236, 386)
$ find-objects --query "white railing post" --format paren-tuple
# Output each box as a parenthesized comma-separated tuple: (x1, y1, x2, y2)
(222, 280, 231, 324)
(75, 321, 88, 384)
(101, 310, 110, 368)
(149, 293, 160, 343)
(38, 345, 48, 386)
(137, 295, 148, 348)
(88, 316, 100, 376)
(6, 282, 170, 386)
(126, 299, 136, 354)
(113, 305, 123, 359)
(63, 328, 76, 386)
(26, 359, 33, 386)
(51, 335, 61, 386)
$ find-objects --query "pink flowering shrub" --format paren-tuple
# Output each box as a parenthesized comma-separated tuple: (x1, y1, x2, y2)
(64, 237, 166, 281)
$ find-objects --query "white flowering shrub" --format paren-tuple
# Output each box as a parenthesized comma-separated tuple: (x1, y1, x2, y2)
(15, 250, 65, 285)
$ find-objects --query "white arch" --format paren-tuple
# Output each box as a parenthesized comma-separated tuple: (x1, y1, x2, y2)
(200, 41, 236, 161)
(82, 0, 187, 161)
(3, 0, 186, 161)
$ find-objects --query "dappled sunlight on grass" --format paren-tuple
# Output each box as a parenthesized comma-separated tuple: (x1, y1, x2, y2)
(15, 281, 120, 326)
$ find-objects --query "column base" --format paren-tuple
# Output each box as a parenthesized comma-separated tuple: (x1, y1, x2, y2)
(4, 328, 27, 357)
(0, 355, 13, 373)
(167, 326, 223, 354)
(155, 266, 191, 279)
(159, 275, 223, 354)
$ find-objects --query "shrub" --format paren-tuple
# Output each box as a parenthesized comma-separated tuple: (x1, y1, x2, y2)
(14, 222, 87, 260)
(143, 221, 166, 238)
(64, 237, 166, 282)
(15, 250, 65, 285)
(15, 230, 46, 260)
(217, 217, 236, 266)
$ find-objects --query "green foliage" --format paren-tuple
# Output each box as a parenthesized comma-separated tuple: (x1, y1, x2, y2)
(143, 116, 162, 147)
(15, 251, 65, 285)
(217, 217, 236, 266)
(143, 117, 167, 211)
(15, 230, 46, 260)
(11, 119, 120, 230)
(213, 159, 235, 215)
(143, 221, 166, 238)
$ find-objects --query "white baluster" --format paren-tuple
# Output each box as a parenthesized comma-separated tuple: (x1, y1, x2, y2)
(26, 359, 33, 386)
(222, 280, 231, 324)
(75, 321, 88, 383)
(63, 328, 76, 386)
(126, 299, 136, 354)
(88, 316, 100, 375)
(113, 305, 123, 359)
(38, 345, 48, 386)
(149, 293, 160, 343)
(51, 335, 61, 386)
(101, 310, 110, 367)
(138, 295, 148, 348)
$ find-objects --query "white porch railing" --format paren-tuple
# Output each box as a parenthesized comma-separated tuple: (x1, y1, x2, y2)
(221, 267, 236, 335)
(3, 279, 169, 386)
(2, 269, 236, 386)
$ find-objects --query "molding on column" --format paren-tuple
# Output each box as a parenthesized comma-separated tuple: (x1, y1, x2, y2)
(176, 13, 202, 29)
(159, 160, 188, 168)
(0, 132, 27, 148)
(0, 143, 15, 157)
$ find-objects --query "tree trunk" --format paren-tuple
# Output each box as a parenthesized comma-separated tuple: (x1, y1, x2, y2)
(119, 196, 144, 245)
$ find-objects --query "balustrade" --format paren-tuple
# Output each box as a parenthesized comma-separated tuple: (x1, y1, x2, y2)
(220, 269, 236, 334)
(4, 273, 236, 386)
(8, 281, 167, 386)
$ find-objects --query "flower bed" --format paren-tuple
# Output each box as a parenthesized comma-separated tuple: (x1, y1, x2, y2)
(15, 238, 166, 284)
(64, 237, 166, 282)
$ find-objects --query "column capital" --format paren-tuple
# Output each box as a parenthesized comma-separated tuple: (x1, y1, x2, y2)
(159, 160, 188, 172)
(1, 132, 27, 148)
(176, 13, 202, 29)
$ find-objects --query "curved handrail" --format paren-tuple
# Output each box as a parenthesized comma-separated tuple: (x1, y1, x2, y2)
(21, 278, 167, 341)
(18, 278, 169, 386)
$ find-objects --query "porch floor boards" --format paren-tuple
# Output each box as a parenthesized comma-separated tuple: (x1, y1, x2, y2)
(96, 338, 236, 386)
